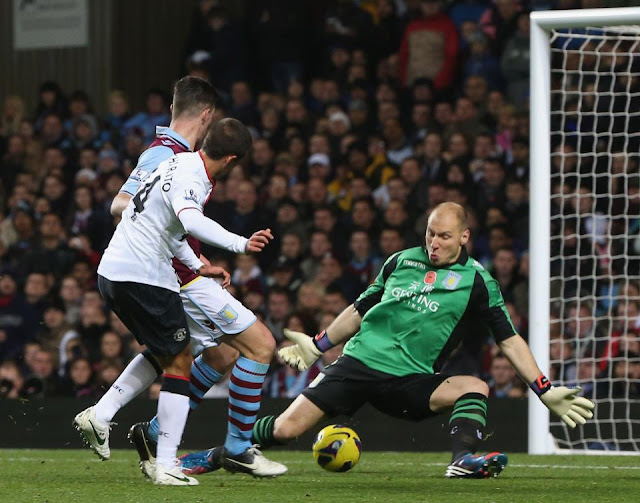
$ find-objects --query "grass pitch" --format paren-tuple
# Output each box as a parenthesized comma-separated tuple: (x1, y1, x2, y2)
(0, 449, 638, 503)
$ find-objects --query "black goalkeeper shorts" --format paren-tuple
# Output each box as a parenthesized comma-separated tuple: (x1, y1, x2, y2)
(302, 355, 450, 421)
(98, 275, 190, 357)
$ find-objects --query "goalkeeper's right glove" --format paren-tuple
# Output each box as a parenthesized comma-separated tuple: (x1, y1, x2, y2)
(531, 375, 595, 428)
(278, 329, 333, 371)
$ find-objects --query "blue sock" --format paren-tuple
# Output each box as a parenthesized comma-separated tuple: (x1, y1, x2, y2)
(147, 355, 223, 443)
(148, 416, 160, 442)
(189, 354, 224, 409)
(224, 356, 269, 455)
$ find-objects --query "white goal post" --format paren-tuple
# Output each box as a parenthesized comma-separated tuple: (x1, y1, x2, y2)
(529, 7, 640, 455)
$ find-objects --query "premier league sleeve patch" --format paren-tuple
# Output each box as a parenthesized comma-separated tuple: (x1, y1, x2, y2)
(184, 188, 200, 204)
(130, 167, 151, 183)
(442, 271, 462, 290)
(217, 304, 239, 324)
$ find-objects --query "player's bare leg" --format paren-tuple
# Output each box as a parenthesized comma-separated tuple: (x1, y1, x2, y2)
(246, 394, 327, 454)
(429, 375, 489, 412)
(430, 375, 507, 479)
(274, 395, 326, 441)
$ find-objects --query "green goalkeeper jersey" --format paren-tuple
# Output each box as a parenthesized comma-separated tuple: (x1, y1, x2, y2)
(343, 246, 517, 377)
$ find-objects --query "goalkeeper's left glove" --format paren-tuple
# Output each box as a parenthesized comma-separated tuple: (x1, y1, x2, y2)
(278, 329, 329, 371)
(531, 375, 595, 428)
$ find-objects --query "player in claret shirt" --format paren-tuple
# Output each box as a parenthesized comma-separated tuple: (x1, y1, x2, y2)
(183, 202, 594, 479)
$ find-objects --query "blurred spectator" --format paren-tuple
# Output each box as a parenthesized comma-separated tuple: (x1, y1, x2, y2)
(0, 272, 33, 359)
(379, 226, 406, 258)
(488, 353, 524, 398)
(38, 300, 79, 376)
(566, 302, 608, 362)
(490, 247, 526, 310)
(217, 180, 268, 239)
(95, 359, 124, 391)
(296, 281, 326, 315)
(61, 357, 97, 398)
(463, 31, 503, 91)
(100, 331, 125, 365)
(232, 254, 264, 290)
(33, 81, 68, 133)
(398, 0, 458, 90)
(101, 90, 130, 147)
(479, 0, 521, 57)
(500, 11, 530, 106)
(17, 213, 77, 280)
(23, 348, 60, 397)
(122, 89, 170, 144)
(0, 360, 24, 398)
(247, 0, 306, 93)
(268, 256, 303, 298)
(264, 287, 292, 342)
(1, 96, 26, 136)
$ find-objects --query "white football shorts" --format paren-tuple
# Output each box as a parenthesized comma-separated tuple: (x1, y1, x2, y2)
(179, 276, 257, 356)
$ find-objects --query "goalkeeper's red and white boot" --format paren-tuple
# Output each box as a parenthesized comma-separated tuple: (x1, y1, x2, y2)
(445, 452, 508, 478)
(72, 406, 111, 461)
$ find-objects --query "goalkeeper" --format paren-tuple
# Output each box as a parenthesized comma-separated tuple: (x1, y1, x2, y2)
(182, 202, 594, 478)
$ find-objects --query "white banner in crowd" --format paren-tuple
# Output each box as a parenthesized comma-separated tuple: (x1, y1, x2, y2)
(13, 0, 88, 50)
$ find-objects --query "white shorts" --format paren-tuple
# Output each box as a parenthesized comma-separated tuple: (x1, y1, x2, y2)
(179, 276, 257, 356)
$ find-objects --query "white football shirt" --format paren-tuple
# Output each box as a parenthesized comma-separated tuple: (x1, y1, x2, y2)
(98, 151, 213, 292)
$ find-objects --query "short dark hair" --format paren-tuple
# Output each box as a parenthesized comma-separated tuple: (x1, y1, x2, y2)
(201, 118, 252, 161)
(172, 76, 219, 118)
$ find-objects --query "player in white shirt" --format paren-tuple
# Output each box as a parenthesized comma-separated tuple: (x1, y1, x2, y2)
(77, 118, 283, 485)
(74, 78, 283, 482)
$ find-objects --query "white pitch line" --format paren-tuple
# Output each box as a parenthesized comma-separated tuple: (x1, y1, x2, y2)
(365, 462, 640, 470)
(0, 458, 638, 470)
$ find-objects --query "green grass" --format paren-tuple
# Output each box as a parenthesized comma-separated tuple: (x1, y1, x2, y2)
(0, 450, 638, 503)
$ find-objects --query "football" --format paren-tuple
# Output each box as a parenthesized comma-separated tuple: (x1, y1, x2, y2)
(312, 425, 362, 472)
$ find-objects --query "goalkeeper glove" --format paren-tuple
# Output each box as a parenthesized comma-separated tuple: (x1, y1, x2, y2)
(531, 375, 595, 429)
(279, 329, 333, 371)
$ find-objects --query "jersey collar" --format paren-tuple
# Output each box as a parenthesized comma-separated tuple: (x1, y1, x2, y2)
(155, 126, 191, 151)
(198, 150, 216, 186)
(455, 247, 469, 266)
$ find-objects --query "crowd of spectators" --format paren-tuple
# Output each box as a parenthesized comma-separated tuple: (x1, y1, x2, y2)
(0, 0, 638, 402)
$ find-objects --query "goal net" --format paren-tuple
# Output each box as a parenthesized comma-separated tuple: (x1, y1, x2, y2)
(530, 8, 640, 454)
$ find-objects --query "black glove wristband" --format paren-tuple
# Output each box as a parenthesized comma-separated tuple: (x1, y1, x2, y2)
(530, 374, 552, 396)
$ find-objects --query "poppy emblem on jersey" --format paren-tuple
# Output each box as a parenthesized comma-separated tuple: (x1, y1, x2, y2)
(173, 328, 187, 342)
(423, 271, 437, 292)
(218, 304, 238, 325)
(424, 271, 437, 285)
(442, 271, 462, 290)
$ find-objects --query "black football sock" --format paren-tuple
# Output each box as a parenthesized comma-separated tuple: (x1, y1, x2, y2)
(448, 392, 487, 462)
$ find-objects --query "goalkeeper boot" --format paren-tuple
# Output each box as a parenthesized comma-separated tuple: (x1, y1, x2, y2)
(128, 422, 157, 480)
(179, 446, 223, 475)
(221, 445, 288, 478)
(445, 452, 508, 479)
(152, 462, 199, 486)
(72, 406, 111, 461)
